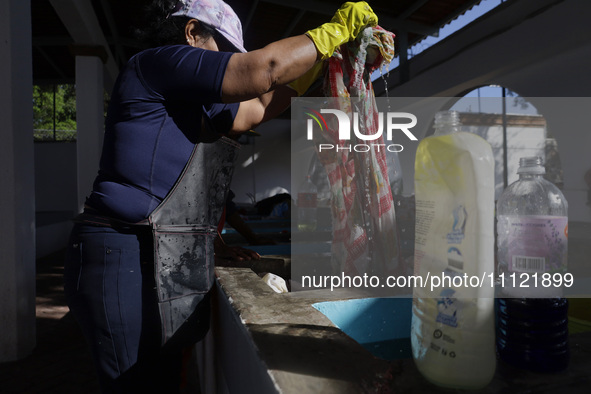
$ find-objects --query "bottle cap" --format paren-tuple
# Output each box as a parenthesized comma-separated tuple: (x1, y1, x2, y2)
(434, 110, 460, 125)
(517, 156, 546, 174)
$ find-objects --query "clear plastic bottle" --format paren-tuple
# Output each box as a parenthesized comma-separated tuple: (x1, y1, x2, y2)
(297, 175, 318, 232)
(496, 156, 569, 372)
(411, 111, 496, 389)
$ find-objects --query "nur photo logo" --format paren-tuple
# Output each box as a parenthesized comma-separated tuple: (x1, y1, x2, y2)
(304, 107, 418, 153)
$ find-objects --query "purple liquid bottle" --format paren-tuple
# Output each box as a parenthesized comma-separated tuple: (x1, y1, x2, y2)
(496, 156, 569, 373)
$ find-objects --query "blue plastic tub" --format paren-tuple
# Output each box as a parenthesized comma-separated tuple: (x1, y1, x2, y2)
(312, 297, 412, 360)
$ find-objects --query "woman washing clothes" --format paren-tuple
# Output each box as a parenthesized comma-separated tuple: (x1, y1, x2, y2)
(64, 0, 377, 392)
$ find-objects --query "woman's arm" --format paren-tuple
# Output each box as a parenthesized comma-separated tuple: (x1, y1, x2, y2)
(224, 1, 378, 133)
(224, 35, 318, 134)
(222, 35, 318, 104)
(228, 85, 297, 135)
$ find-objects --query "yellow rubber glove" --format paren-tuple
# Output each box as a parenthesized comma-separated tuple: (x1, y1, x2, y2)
(306, 2, 378, 60)
(287, 62, 324, 96)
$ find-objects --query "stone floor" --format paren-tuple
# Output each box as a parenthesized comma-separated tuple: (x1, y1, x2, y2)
(0, 250, 100, 393)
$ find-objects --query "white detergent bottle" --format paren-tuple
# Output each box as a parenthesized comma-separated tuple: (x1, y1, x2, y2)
(410, 111, 496, 389)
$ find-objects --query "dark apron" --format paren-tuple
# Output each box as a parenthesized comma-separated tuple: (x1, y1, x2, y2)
(76, 133, 240, 346)
(147, 136, 240, 345)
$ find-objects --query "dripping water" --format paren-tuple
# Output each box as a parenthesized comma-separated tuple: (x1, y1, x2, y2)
(379, 67, 392, 112)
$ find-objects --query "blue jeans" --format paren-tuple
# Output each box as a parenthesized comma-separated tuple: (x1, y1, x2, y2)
(64, 223, 184, 393)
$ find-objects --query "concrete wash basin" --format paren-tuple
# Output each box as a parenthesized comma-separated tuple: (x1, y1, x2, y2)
(312, 297, 413, 361)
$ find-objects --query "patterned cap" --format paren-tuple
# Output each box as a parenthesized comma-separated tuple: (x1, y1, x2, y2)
(171, 0, 246, 53)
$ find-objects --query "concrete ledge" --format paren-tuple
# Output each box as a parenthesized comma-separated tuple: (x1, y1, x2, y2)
(214, 267, 591, 393)
(214, 267, 393, 393)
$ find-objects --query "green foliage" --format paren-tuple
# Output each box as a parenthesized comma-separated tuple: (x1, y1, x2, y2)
(33, 84, 77, 141)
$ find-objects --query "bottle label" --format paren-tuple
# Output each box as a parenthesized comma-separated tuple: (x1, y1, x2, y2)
(436, 288, 459, 328)
(500, 216, 568, 273)
(297, 192, 317, 208)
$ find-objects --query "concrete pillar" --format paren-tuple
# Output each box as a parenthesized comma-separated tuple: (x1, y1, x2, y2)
(75, 55, 104, 211)
(0, 0, 37, 361)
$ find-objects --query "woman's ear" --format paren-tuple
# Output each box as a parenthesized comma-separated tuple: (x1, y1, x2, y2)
(185, 19, 200, 46)
(184, 19, 219, 51)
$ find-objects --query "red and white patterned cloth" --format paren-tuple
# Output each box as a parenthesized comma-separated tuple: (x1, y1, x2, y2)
(315, 26, 399, 277)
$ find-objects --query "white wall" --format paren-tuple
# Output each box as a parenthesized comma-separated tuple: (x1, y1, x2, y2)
(230, 119, 293, 204)
(464, 123, 547, 199)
